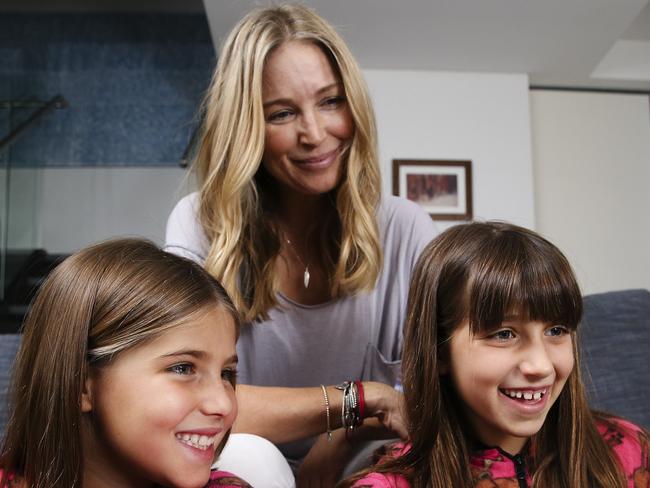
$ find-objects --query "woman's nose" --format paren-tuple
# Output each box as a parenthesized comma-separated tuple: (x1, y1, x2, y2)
(299, 110, 326, 146)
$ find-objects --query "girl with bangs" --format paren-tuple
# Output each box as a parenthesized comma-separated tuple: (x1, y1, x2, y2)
(343, 222, 649, 488)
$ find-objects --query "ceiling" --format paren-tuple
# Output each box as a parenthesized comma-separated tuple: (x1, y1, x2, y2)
(204, 0, 650, 92)
(4, 0, 649, 92)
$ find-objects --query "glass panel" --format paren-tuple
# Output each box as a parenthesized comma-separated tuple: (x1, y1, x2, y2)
(0, 103, 9, 301)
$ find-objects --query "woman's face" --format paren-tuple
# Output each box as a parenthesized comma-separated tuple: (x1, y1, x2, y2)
(447, 318, 574, 454)
(82, 306, 238, 488)
(261, 40, 354, 197)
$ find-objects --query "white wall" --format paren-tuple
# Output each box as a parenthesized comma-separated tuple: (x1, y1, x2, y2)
(530, 90, 650, 294)
(364, 70, 536, 231)
(6, 70, 536, 253)
(6, 167, 191, 253)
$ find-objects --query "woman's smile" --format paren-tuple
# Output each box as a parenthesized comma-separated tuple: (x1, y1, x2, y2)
(290, 147, 340, 168)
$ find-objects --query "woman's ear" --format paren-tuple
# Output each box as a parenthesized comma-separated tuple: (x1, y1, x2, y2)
(81, 375, 94, 413)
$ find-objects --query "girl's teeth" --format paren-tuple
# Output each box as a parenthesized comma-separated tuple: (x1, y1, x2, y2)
(503, 389, 545, 401)
(176, 433, 216, 450)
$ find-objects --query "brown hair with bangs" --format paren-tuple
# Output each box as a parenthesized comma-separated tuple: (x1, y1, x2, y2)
(0, 239, 240, 488)
(463, 221, 582, 336)
(341, 221, 627, 488)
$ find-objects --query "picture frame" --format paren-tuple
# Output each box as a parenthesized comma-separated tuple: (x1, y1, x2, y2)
(392, 159, 473, 220)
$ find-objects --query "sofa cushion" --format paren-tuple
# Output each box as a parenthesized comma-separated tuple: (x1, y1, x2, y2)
(0, 334, 21, 434)
(580, 289, 649, 429)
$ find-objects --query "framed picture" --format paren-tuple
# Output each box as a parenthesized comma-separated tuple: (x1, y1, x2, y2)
(392, 159, 473, 220)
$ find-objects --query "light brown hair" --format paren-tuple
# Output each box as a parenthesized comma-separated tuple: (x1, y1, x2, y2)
(0, 239, 239, 488)
(342, 221, 628, 487)
(195, 4, 382, 321)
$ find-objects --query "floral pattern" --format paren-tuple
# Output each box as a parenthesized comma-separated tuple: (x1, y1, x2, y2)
(352, 417, 649, 488)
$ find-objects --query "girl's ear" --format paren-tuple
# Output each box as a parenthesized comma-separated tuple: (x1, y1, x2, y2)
(81, 376, 94, 413)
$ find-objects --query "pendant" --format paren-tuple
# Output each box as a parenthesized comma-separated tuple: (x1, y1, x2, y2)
(303, 267, 311, 289)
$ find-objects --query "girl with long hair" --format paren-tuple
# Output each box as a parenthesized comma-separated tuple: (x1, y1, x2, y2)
(0, 239, 251, 488)
(165, 3, 437, 483)
(343, 222, 649, 488)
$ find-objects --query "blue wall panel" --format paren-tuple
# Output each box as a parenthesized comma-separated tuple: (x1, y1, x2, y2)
(0, 13, 215, 167)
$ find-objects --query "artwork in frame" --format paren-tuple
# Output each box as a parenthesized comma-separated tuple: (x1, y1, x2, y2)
(392, 159, 473, 220)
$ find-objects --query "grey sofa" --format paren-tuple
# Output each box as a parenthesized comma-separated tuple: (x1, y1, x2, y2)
(0, 289, 648, 435)
(580, 288, 649, 429)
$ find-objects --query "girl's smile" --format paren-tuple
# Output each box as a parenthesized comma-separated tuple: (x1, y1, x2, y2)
(448, 319, 574, 454)
(175, 428, 224, 463)
(498, 385, 550, 415)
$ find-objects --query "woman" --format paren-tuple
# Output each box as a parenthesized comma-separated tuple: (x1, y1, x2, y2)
(165, 4, 437, 484)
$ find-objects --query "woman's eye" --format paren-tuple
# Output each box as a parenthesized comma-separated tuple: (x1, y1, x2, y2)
(546, 325, 569, 337)
(321, 95, 345, 109)
(489, 329, 515, 341)
(169, 363, 195, 375)
(267, 109, 293, 123)
(222, 368, 238, 385)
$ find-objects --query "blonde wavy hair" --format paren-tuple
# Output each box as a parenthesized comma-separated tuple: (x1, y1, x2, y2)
(195, 4, 382, 321)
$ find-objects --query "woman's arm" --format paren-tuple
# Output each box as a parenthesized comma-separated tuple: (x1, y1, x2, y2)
(233, 382, 406, 444)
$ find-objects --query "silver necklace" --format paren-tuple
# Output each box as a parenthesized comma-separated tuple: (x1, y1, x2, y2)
(285, 237, 310, 289)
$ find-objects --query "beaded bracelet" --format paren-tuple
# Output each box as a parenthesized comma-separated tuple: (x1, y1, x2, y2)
(320, 384, 333, 442)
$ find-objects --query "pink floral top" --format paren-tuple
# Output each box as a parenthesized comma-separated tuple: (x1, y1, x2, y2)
(351, 418, 649, 488)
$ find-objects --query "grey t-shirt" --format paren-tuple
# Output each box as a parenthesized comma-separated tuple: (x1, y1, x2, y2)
(165, 193, 437, 461)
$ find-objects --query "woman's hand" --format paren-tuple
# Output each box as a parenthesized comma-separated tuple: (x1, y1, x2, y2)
(362, 381, 408, 439)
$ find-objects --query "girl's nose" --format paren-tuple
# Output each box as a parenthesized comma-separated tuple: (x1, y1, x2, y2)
(519, 343, 554, 379)
(299, 110, 326, 146)
(200, 379, 236, 418)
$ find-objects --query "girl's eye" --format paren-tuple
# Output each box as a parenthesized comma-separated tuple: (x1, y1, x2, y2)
(321, 95, 345, 109)
(489, 329, 515, 341)
(222, 368, 238, 386)
(546, 325, 569, 337)
(169, 363, 195, 375)
(267, 109, 294, 123)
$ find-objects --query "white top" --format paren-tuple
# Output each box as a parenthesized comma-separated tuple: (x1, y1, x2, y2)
(165, 192, 437, 461)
